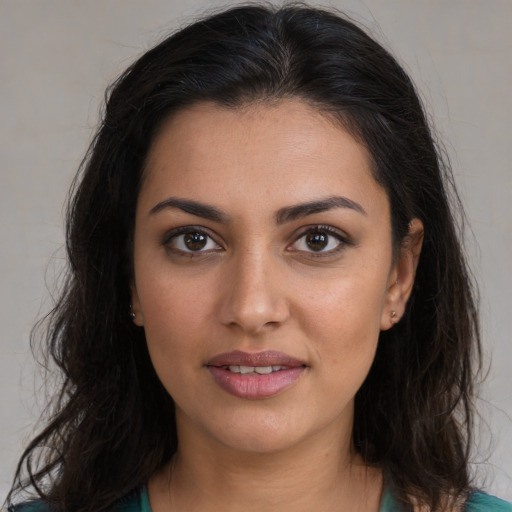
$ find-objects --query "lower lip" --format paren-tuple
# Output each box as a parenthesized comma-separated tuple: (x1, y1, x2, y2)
(207, 366, 305, 399)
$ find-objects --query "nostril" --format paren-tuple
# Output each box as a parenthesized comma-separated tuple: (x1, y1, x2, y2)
(218, 292, 290, 333)
(216, 255, 290, 331)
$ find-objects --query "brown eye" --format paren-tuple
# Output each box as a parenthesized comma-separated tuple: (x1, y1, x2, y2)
(305, 232, 328, 251)
(184, 232, 207, 251)
(289, 226, 347, 255)
(165, 229, 220, 254)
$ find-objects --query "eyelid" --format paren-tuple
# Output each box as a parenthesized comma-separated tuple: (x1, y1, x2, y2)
(162, 225, 223, 253)
(161, 224, 351, 258)
(287, 225, 351, 256)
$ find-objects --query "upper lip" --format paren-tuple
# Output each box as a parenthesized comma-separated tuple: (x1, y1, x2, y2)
(207, 350, 306, 368)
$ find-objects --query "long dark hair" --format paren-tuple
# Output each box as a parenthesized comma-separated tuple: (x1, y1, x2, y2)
(8, 3, 481, 511)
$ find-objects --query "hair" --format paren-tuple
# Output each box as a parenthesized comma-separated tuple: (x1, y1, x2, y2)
(7, 3, 481, 512)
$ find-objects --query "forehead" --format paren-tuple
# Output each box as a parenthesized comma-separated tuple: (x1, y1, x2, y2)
(141, 100, 387, 219)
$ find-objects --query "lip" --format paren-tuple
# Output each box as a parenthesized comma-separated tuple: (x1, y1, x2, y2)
(206, 350, 306, 400)
(207, 350, 305, 368)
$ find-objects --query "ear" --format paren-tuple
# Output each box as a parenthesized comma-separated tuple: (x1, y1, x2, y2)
(130, 283, 145, 327)
(380, 218, 424, 330)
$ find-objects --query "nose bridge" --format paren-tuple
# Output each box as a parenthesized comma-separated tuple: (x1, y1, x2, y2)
(219, 242, 289, 333)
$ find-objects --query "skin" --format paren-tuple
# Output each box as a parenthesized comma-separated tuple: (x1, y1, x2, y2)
(130, 100, 423, 512)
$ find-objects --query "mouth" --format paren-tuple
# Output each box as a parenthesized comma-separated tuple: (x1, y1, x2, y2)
(206, 350, 307, 399)
(219, 364, 291, 375)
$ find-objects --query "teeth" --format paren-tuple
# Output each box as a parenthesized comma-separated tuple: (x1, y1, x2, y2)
(225, 365, 286, 374)
(254, 366, 273, 375)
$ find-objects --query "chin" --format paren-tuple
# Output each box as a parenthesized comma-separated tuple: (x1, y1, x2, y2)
(208, 408, 320, 455)
(219, 428, 304, 455)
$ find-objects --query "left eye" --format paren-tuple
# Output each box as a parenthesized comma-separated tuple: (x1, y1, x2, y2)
(290, 229, 344, 253)
(167, 231, 220, 252)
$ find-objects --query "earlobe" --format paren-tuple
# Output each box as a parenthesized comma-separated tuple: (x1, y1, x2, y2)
(381, 218, 424, 330)
(129, 283, 145, 326)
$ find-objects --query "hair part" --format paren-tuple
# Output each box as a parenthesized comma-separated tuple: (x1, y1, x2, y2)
(8, 3, 481, 511)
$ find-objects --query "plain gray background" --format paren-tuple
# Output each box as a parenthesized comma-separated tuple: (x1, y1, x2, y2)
(1, 0, 511, 501)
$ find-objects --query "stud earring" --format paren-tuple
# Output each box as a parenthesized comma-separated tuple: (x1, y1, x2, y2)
(129, 304, 136, 321)
(390, 311, 398, 324)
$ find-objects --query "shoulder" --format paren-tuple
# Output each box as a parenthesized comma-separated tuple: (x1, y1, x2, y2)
(5, 502, 50, 512)
(5, 503, 50, 512)
(464, 492, 512, 512)
(111, 486, 151, 511)
(5, 486, 151, 512)
(379, 487, 511, 512)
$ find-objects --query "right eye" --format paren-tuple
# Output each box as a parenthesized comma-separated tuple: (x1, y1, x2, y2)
(164, 228, 221, 254)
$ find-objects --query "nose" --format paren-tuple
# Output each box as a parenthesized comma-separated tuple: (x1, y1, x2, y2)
(217, 247, 290, 335)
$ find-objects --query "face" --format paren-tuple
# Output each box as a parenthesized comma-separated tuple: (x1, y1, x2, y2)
(131, 100, 418, 456)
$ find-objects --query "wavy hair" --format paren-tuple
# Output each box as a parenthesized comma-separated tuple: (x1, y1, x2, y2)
(8, 4, 481, 511)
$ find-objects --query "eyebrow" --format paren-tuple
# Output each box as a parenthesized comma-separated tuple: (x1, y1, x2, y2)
(149, 197, 228, 223)
(148, 195, 366, 224)
(275, 196, 367, 224)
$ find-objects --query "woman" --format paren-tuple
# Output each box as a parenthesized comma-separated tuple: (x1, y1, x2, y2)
(5, 4, 511, 512)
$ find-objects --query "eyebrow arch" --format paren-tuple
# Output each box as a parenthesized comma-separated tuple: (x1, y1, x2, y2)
(149, 197, 229, 223)
(275, 196, 367, 224)
(149, 195, 366, 225)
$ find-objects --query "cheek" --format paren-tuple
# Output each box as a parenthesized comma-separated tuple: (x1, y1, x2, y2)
(300, 269, 388, 334)
(137, 272, 214, 369)
(298, 268, 388, 370)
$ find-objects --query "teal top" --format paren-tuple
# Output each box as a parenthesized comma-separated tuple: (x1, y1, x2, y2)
(379, 487, 511, 512)
(10, 486, 511, 511)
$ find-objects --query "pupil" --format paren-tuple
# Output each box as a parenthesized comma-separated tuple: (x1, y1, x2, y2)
(184, 232, 207, 251)
(306, 232, 328, 251)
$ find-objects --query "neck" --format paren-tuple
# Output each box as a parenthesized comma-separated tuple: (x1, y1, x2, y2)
(149, 418, 383, 512)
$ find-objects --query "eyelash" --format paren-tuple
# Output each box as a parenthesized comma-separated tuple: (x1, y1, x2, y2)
(287, 225, 350, 258)
(162, 226, 222, 256)
(162, 225, 350, 258)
